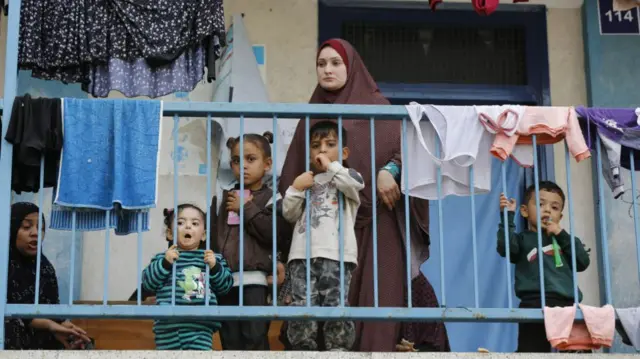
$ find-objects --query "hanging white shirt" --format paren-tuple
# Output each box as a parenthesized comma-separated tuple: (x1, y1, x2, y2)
(402, 103, 492, 200)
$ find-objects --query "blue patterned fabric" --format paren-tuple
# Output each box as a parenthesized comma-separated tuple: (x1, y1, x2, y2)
(51, 98, 161, 234)
(86, 45, 206, 99)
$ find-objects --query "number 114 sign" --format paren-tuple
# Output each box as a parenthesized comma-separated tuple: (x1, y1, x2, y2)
(599, 0, 640, 35)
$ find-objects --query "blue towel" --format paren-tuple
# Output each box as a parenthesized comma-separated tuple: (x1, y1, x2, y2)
(51, 98, 162, 234)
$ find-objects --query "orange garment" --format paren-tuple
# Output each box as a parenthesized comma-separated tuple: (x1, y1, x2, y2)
(544, 304, 615, 351)
(490, 106, 591, 167)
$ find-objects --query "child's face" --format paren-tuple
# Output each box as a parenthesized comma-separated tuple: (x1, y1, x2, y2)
(167, 207, 205, 250)
(230, 142, 272, 191)
(521, 190, 564, 230)
(309, 131, 349, 172)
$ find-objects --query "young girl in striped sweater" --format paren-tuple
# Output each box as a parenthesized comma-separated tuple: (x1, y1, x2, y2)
(142, 204, 233, 350)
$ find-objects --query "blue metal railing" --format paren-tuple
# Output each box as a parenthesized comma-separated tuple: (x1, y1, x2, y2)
(0, 0, 634, 352)
(0, 102, 616, 321)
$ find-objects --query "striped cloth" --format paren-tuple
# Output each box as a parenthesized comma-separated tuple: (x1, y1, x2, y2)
(142, 249, 233, 350)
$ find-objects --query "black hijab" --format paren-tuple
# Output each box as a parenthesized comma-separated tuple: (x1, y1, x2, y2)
(5, 202, 62, 349)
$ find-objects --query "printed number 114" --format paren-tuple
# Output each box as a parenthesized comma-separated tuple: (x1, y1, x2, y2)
(606, 10, 634, 22)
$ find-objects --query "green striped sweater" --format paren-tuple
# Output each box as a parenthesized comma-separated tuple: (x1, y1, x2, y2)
(141, 249, 233, 332)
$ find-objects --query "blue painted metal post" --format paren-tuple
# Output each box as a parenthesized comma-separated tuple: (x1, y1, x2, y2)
(0, 0, 24, 349)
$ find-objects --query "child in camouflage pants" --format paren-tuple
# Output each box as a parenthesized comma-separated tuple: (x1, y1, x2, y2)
(282, 121, 364, 351)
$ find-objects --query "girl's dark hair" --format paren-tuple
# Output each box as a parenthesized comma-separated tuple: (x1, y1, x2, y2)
(163, 204, 206, 230)
(226, 131, 274, 158)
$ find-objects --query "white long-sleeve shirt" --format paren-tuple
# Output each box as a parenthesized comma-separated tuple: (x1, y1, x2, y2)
(283, 161, 364, 266)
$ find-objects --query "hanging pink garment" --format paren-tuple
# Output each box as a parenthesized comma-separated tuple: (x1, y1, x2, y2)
(472, 0, 500, 15)
(544, 304, 616, 351)
(489, 106, 591, 167)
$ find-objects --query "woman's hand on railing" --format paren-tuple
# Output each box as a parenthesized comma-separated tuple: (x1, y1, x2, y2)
(51, 320, 91, 348)
(378, 170, 401, 210)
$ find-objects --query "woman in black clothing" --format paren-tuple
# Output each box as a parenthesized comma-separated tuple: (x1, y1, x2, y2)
(4, 202, 90, 350)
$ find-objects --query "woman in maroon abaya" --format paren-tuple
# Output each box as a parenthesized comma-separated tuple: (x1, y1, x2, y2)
(277, 38, 450, 352)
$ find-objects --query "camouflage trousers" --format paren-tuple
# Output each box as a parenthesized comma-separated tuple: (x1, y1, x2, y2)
(286, 258, 355, 351)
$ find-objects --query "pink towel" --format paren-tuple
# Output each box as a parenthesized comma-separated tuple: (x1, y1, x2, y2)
(544, 304, 615, 351)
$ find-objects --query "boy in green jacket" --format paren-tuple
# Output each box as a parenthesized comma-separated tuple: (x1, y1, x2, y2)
(497, 181, 590, 353)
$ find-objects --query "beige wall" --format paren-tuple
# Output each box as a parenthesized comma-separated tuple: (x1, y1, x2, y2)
(547, 9, 601, 305)
(224, 0, 318, 103)
(0, 3, 602, 304)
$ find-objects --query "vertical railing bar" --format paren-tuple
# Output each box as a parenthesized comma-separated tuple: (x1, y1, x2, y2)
(68, 211, 77, 305)
(305, 115, 311, 307)
(103, 211, 111, 306)
(205, 113, 212, 306)
(595, 136, 612, 304)
(338, 115, 345, 307)
(272, 114, 278, 307)
(401, 117, 412, 307)
(564, 143, 579, 303)
(630, 151, 640, 285)
(532, 136, 546, 308)
(435, 130, 445, 306)
(0, 0, 23, 348)
(136, 212, 142, 306)
(171, 114, 179, 306)
(501, 162, 513, 309)
(239, 114, 246, 306)
(370, 117, 379, 308)
(34, 155, 46, 305)
(470, 165, 480, 308)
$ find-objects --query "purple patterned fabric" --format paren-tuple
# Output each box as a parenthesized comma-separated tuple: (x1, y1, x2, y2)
(84, 46, 205, 99)
(576, 106, 640, 171)
(575, 107, 639, 144)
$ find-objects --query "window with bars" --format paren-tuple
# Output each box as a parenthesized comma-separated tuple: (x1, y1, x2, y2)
(342, 22, 527, 86)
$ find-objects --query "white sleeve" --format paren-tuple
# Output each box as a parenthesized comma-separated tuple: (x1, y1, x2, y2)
(326, 162, 365, 204)
(282, 186, 306, 223)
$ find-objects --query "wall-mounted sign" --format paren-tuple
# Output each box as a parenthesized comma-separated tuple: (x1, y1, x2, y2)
(599, 0, 640, 35)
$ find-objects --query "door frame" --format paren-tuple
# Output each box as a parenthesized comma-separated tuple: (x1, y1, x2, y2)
(318, 0, 554, 181)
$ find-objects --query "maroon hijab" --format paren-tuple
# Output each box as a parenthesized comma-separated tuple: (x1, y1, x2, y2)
(280, 39, 398, 221)
(278, 39, 430, 267)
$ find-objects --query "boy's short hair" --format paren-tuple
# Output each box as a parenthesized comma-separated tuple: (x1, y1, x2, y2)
(524, 181, 566, 209)
(309, 121, 348, 147)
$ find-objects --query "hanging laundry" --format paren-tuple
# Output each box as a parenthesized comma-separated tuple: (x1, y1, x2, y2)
(544, 304, 615, 351)
(4, 94, 63, 194)
(18, 0, 224, 88)
(575, 107, 640, 199)
(430, 0, 530, 13)
(402, 103, 492, 200)
(490, 106, 590, 167)
(50, 99, 162, 235)
(616, 307, 640, 351)
(476, 105, 534, 165)
(472, 0, 499, 16)
(614, 0, 640, 11)
(85, 45, 207, 99)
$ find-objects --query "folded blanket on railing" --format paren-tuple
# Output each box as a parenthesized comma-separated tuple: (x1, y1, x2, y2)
(51, 98, 162, 235)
